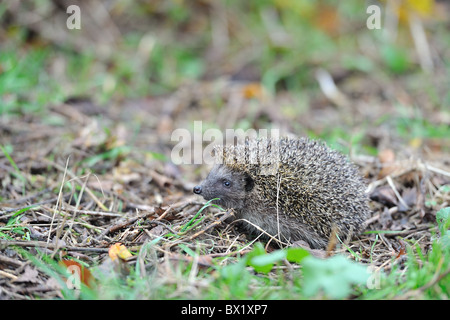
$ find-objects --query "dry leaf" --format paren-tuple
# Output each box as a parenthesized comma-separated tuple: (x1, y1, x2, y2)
(409, 137, 422, 149)
(109, 242, 132, 261)
(397, 0, 435, 22)
(314, 4, 339, 36)
(13, 266, 39, 283)
(395, 240, 407, 259)
(147, 225, 165, 237)
(88, 178, 115, 192)
(377, 149, 401, 179)
(380, 207, 394, 229)
(378, 164, 402, 179)
(149, 169, 173, 189)
(242, 83, 264, 100)
(370, 186, 398, 207)
(157, 115, 174, 135)
(59, 260, 95, 288)
(154, 206, 177, 221)
(401, 187, 417, 208)
(378, 149, 395, 164)
(113, 166, 141, 184)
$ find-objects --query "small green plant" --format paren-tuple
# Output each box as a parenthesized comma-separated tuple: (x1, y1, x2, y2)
(217, 242, 368, 299)
(1, 145, 27, 191)
(361, 208, 450, 299)
(0, 206, 33, 240)
(81, 145, 131, 168)
(178, 198, 223, 234)
(380, 43, 410, 74)
(245, 242, 310, 273)
(301, 255, 368, 299)
(436, 207, 450, 248)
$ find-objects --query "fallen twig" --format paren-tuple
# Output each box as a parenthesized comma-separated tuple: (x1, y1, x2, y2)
(0, 240, 109, 253)
(95, 208, 156, 240)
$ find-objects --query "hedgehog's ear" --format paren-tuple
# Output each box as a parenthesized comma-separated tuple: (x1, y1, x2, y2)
(244, 173, 254, 192)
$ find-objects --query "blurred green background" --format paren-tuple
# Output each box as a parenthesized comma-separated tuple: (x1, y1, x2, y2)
(1, 0, 449, 152)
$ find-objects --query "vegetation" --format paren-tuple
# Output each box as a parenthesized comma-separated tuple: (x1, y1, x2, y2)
(0, 0, 449, 301)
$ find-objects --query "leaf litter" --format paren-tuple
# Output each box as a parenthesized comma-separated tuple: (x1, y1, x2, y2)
(1, 1, 449, 300)
(1, 80, 448, 299)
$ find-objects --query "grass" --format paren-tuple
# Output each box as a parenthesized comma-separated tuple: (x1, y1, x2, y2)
(8, 206, 448, 300)
(1, 145, 27, 190)
(179, 198, 223, 234)
(0, 48, 63, 115)
(360, 241, 450, 299)
(0, 206, 32, 240)
(360, 207, 450, 299)
(1, 1, 449, 300)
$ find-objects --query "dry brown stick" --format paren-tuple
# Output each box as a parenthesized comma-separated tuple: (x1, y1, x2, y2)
(386, 175, 410, 210)
(383, 225, 433, 237)
(59, 206, 123, 217)
(0, 270, 18, 281)
(207, 249, 252, 258)
(47, 156, 70, 245)
(141, 221, 177, 235)
(363, 213, 381, 227)
(60, 172, 90, 244)
(95, 200, 198, 240)
(0, 253, 25, 268)
(155, 205, 172, 221)
(39, 204, 106, 233)
(0, 240, 109, 253)
(148, 169, 173, 188)
(0, 197, 60, 220)
(2, 188, 53, 206)
(95, 208, 156, 240)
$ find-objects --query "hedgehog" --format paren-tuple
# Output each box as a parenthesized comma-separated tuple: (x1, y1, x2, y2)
(193, 137, 370, 249)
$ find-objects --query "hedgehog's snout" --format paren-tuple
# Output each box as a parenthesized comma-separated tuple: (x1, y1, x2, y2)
(193, 185, 202, 194)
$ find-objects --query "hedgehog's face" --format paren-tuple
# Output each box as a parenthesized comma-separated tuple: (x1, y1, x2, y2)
(193, 164, 255, 209)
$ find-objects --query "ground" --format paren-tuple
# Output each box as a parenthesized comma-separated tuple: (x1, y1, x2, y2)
(0, 1, 449, 300)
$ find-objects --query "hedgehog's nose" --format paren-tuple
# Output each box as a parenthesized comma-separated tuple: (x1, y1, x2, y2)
(193, 186, 202, 194)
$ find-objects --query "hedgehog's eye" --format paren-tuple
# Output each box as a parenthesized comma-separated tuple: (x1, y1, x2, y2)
(222, 180, 231, 188)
